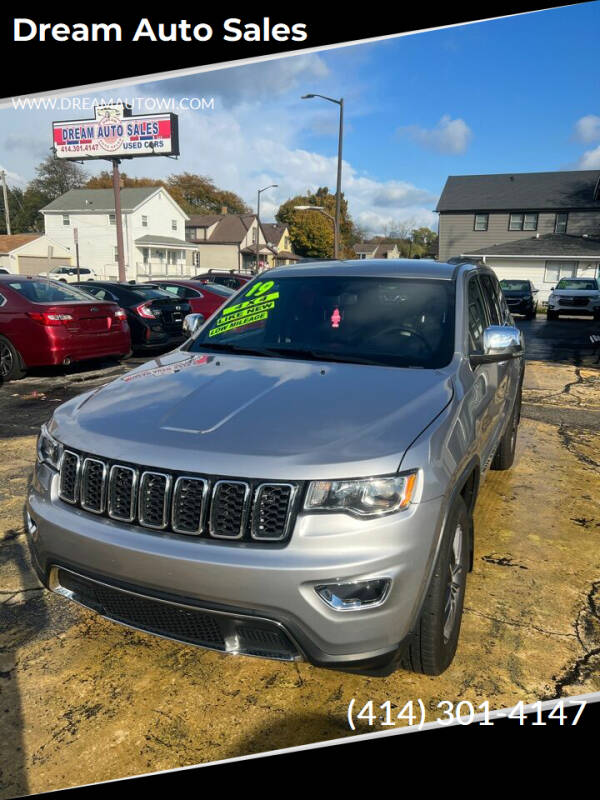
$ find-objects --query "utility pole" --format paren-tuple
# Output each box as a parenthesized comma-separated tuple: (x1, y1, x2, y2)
(74, 227, 80, 281)
(1, 170, 11, 236)
(112, 159, 126, 282)
(256, 184, 278, 274)
(301, 94, 344, 258)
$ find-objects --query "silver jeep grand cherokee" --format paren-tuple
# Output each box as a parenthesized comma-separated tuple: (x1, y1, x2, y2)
(27, 259, 524, 676)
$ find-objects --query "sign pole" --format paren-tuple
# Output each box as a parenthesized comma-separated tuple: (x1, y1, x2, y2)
(112, 158, 126, 282)
(74, 227, 80, 280)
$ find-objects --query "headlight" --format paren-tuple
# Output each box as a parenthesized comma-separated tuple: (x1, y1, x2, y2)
(37, 424, 63, 470)
(304, 472, 417, 517)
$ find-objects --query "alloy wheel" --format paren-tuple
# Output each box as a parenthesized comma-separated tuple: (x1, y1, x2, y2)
(443, 523, 464, 643)
(0, 342, 13, 378)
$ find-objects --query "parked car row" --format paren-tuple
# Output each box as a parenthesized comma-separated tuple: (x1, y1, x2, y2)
(499, 277, 600, 321)
(0, 276, 234, 381)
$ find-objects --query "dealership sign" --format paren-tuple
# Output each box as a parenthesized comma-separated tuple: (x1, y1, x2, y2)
(52, 104, 179, 160)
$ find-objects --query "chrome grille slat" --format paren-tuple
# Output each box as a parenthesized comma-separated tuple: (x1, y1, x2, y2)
(80, 458, 107, 514)
(108, 465, 138, 522)
(59, 451, 80, 504)
(58, 451, 297, 543)
(251, 483, 296, 541)
(209, 481, 251, 539)
(172, 477, 208, 535)
(138, 472, 172, 530)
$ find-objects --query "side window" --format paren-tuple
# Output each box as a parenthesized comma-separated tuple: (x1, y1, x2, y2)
(184, 288, 201, 299)
(478, 274, 502, 325)
(0, 292, 6, 308)
(467, 277, 487, 353)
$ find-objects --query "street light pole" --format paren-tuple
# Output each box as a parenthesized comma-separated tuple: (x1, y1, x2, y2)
(301, 94, 344, 259)
(112, 158, 126, 282)
(256, 184, 278, 273)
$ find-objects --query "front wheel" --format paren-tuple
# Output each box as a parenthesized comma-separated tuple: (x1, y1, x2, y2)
(400, 495, 470, 675)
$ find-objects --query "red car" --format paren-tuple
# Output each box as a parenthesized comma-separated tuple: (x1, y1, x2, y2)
(0, 276, 131, 381)
(144, 279, 235, 319)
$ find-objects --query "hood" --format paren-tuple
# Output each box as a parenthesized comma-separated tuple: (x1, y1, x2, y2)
(51, 349, 454, 480)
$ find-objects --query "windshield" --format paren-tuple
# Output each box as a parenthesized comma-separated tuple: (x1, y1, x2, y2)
(188, 275, 455, 369)
(555, 279, 598, 290)
(8, 279, 99, 303)
(500, 280, 530, 291)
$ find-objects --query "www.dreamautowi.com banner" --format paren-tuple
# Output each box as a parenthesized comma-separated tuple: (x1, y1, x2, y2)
(0, 5, 579, 99)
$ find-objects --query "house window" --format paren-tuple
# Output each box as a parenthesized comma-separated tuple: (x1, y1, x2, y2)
(142, 249, 149, 264)
(168, 251, 177, 264)
(62, 214, 70, 226)
(114, 247, 119, 261)
(474, 214, 489, 231)
(141, 216, 148, 227)
(554, 213, 568, 234)
(108, 214, 116, 225)
(544, 261, 578, 284)
(509, 212, 538, 231)
(193, 252, 200, 267)
(171, 220, 177, 231)
(357, 253, 367, 260)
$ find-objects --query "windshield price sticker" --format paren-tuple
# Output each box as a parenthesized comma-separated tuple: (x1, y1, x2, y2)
(208, 280, 279, 337)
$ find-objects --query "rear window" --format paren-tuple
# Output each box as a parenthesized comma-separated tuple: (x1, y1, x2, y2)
(129, 287, 174, 300)
(8, 280, 97, 303)
(555, 279, 598, 290)
(203, 282, 235, 297)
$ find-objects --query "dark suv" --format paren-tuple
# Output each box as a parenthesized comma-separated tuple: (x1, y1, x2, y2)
(499, 280, 538, 319)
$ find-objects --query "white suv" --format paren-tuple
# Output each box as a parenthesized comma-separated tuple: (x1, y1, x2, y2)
(546, 277, 600, 320)
(39, 266, 98, 283)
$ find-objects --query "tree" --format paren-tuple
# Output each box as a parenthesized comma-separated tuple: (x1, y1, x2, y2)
(29, 155, 88, 201)
(86, 171, 164, 189)
(166, 173, 250, 215)
(276, 187, 359, 259)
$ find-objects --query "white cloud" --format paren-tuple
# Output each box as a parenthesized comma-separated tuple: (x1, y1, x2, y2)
(141, 55, 330, 109)
(576, 145, 600, 169)
(399, 114, 473, 155)
(573, 115, 600, 143)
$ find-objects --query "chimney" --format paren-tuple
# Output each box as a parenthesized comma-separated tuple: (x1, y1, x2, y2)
(221, 206, 228, 215)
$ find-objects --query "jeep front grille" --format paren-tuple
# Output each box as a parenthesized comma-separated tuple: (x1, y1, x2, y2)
(58, 449, 301, 544)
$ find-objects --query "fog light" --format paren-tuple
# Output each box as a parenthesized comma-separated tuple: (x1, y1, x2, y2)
(315, 578, 391, 611)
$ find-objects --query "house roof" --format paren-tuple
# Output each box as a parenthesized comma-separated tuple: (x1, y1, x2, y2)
(262, 223, 287, 244)
(186, 213, 259, 245)
(186, 215, 222, 228)
(42, 187, 161, 213)
(135, 234, 195, 248)
(436, 170, 600, 212)
(0, 233, 41, 253)
(463, 233, 600, 257)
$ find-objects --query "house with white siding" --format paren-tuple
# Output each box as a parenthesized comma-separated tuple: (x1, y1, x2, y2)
(42, 187, 197, 281)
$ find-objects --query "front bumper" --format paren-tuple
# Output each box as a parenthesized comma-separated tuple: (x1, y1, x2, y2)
(27, 461, 445, 673)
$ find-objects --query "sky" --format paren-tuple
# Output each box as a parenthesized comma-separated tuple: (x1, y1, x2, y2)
(1, 3, 599, 235)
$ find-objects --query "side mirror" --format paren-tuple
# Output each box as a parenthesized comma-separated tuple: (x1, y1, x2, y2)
(183, 313, 205, 337)
(470, 325, 523, 366)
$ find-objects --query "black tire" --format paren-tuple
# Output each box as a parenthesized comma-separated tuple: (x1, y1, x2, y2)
(401, 495, 470, 675)
(546, 310, 558, 320)
(0, 336, 26, 381)
(491, 390, 521, 471)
